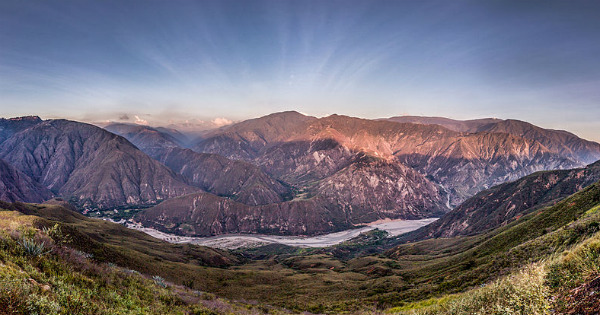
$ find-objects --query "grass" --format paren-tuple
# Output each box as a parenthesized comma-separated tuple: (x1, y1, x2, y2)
(387, 264, 550, 315)
(1, 181, 599, 314)
(0, 209, 305, 315)
(386, 184, 600, 314)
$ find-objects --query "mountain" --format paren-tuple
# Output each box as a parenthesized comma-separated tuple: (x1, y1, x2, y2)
(193, 111, 317, 160)
(0, 115, 43, 143)
(136, 154, 448, 236)
(0, 158, 53, 203)
(136, 192, 348, 236)
(194, 113, 584, 206)
(476, 119, 600, 164)
(385, 116, 502, 132)
(386, 116, 600, 164)
(104, 123, 186, 158)
(0, 119, 198, 210)
(310, 154, 448, 221)
(103, 112, 600, 236)
(104, 123, 294, 206)
(155, 147, 292, 205)
(154, 126, 191, 146)
(403, 160, 600, 241)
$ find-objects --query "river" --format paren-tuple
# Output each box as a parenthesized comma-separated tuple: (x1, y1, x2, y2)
(117, 217, 437, 249)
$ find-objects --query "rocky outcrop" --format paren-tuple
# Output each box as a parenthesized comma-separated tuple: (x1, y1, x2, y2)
(0, 119, 198, 210)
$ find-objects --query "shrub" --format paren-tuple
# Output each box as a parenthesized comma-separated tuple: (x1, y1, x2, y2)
(19, 238, 47, 257)
(153, 275, 167, 288)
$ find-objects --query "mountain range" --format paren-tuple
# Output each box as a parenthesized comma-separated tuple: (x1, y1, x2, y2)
(0, 112, 598, 236)
(0, 118, 197, 211)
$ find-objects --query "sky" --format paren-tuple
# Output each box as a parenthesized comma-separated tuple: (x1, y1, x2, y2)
(1, 0, 599, 140)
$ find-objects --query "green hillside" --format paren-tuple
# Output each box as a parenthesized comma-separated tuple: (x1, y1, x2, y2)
(1, 181, 599, 314)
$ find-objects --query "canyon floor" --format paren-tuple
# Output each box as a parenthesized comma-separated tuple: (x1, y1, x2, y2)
(114, 217, 438, 249)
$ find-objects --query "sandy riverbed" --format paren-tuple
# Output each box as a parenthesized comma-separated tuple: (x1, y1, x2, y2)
(115, 218, 437, 249)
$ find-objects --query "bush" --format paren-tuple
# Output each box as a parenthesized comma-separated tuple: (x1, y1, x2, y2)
(153, 275, 167, 288)
(19, 238, 48, 257)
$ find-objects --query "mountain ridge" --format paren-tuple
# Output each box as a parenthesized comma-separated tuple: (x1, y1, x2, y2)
(0, 119, 198, 210)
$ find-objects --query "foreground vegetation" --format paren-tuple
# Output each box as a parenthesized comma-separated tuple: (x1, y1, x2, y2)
(389, 216, 600, 314)
(0, 208, 301, 315)
(0, 181, 599, 314)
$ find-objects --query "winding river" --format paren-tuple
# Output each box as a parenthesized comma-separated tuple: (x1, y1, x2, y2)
(118, 218, 438, 249)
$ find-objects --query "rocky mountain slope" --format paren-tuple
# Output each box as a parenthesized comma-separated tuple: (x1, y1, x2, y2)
(104, 123, 293, 206)
(136, 154, 449, 236)
(387, 116, 600, 164)
(0, 158, 53, 203)
(0, 115, 43, 143)
(403, 160, 600, 241)
(193, 111, 318, 160)
(0, 119, 198, 210)
(194, 112, 587, 206)
(155, 147, 292, 205)
(136, 192, 348, 236)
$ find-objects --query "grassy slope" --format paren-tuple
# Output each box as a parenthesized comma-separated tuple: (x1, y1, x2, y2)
(382, 182, 600, 302)
(0, 209, 295, 315)
(1, 181, 599, 314)
(388, 204, 600, 314)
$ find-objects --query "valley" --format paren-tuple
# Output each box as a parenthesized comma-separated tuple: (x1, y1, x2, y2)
(110, 217, 438, 249)
(0, 113, 599, 314)
(3, 2, 600, 314)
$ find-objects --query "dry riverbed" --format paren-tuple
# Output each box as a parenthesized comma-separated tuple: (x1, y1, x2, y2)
(109, 218, 437, 249)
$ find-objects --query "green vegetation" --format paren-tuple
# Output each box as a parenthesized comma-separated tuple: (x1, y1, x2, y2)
(86, 205, 151, 221)
(386, 183, 600, 314)
(0, 208, 307, 315)
(1, 181, 599, 314)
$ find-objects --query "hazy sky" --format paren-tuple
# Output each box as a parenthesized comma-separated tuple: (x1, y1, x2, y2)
(1, 0, 599, 140)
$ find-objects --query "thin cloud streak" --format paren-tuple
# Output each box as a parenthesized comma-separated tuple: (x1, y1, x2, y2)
(0, 0, 599, 142)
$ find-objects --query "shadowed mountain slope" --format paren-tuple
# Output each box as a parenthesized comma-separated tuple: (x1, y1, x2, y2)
(0, 158, 53, 203)
(0, 119, 198, 210)
(104, 123, 293, 206)
(402, 160, 600, 241)
(155, 147, 292, 205)
(136, 155, 448, 236)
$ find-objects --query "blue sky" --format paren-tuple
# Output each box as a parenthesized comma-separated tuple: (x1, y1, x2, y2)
(1, 0, 599, 141)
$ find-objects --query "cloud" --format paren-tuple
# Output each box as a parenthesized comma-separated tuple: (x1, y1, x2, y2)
(211, 117, 233, 127)
(134, 115, 148, 125)
(119, 114, 130, 120)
